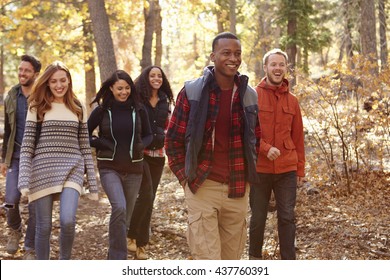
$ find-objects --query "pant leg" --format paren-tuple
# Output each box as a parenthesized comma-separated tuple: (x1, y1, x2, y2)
(184, 179, 222, 260)
(35, 195, 54, 260)
(129, 156, 165, 247)
(5, 159, 22, 231)
(59, 188, 80, 260)
(123, 173, 142, 231)
(249, 173, 273, 259)
(274, 171, 297, 260)
(5, 158, 36, 250)
(24, 201, 36, 250)
(127, 160, 153, 244)
(219, 184, 249, 260)
(148, 156, 165, 201)
(99, 169, 128, 260)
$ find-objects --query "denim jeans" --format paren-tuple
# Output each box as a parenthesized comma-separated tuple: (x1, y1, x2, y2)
(99, 168, 142, 259)
(5, 158, 36, 250)
(35, 187, 80, 260)
(128, 156, 165, 247)
(249, 171, 297, 260)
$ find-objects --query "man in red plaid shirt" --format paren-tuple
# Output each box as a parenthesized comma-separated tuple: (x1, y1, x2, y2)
(165, 32, 260, 259)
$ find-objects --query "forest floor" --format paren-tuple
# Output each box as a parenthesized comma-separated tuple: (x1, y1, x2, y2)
(0, 166, 389, 260)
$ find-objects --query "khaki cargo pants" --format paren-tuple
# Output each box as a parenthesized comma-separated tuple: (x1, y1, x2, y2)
(184, 179, 249, 260)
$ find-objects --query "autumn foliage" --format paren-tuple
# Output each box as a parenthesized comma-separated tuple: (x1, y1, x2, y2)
(295, 55, 389, 194)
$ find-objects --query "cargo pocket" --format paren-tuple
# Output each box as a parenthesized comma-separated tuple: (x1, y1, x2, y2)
(236, 219, 247, 259)
(187, 211, 210, 258)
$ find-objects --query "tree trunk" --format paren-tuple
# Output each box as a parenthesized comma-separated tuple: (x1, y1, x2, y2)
(0, 44, 4, 103)
(378, 0, 388, 70)
(229, 0, 236, 34)
(340, 0, 355, 69)
(87, 0, 117, 82)
(83, 19, 96, 115)
(140, 0, 156, 70)
(360, 0, 378, 74)
(154, 0, 162, 67)
(286, 16, 297, 88)
(216, 0, 225, 33)
(0, 4, 4, 102)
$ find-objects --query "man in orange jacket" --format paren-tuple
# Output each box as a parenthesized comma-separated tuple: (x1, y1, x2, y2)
(249, 48, 305, 260)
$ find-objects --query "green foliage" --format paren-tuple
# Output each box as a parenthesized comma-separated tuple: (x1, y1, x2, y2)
(277, 0, 335, 71)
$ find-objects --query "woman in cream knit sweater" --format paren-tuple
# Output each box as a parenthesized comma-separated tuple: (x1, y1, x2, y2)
(18, 61, 98, 260)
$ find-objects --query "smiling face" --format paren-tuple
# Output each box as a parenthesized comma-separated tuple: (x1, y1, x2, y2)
(263, 53, 287, 86)
(48, 70, 70, 103)
(148, 67, 163, 92)
(110, 79, 131, 102)
(211, 38, 242, 80)
(18, 61, 38, 87)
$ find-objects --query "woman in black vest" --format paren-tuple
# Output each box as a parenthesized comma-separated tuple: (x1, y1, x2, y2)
(88, 70, 152, 259)
(127, 66, 174, 259)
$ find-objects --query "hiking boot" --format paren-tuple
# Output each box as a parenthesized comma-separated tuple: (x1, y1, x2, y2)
(23, 249, 36, 260)
(127, 238, 136, 252)
(7, 229, 22, 254)
(136, 246, 148, 260)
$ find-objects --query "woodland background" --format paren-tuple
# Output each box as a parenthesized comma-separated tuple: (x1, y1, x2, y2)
(0, 0, 389, 260)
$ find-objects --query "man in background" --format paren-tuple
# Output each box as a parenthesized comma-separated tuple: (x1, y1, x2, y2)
(1, 54, 41, 260)
(249, 48, 305, 260)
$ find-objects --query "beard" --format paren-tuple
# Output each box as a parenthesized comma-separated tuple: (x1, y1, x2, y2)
(19, 77, 34, 87)
(266, 73, 285, 86)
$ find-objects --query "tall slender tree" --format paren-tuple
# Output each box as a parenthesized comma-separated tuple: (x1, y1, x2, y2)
(0, 44, 4, 102)
(141, 0, 157, 70)
(229, 0, 236, 34)
(378, 0, 388, 70)
(360, 0, 378, 74)
(82, 18, 96, 114)
(0, 3, 4, 101)
(154, 1, 162, 67)
(87, 0, 117, 82)
(339, 0, 355, 69)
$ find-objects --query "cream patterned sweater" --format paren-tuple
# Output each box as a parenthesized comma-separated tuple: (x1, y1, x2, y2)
(18, 102, 98, 202)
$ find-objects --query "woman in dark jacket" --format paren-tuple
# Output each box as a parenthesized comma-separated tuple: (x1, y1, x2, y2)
(127, 66, 174, 259)
(88, 70, 152, 260)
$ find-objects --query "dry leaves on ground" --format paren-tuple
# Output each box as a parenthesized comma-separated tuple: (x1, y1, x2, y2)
(0, 168, 389, 260)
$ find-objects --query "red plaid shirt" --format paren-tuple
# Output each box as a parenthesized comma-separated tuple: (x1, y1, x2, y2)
(166, 75, 260, 198)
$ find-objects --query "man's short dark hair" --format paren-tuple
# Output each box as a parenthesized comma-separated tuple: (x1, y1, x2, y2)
(21, 54, 41, 73)
(212, 32, 239, 51)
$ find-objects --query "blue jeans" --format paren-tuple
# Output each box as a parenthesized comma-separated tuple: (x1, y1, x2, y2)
(99, 169, 142, 260)
(249, 171, 297, 260)
(5, 158, 36, 250)
(128, 156, 165, 247)
(35, 188, 79, 259)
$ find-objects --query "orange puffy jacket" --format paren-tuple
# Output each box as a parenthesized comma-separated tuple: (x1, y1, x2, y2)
(255, 78, 305, 177)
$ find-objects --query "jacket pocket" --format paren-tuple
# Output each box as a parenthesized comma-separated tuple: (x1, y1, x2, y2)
(259, 105, 274, 124)
(245, 105, 258, 129)
(283, 138, 296, 150)
(282, 106, 295, 126)
(283, 138, 298, 165)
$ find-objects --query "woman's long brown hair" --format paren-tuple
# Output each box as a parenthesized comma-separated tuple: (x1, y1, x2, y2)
(29, 61, 82, 121)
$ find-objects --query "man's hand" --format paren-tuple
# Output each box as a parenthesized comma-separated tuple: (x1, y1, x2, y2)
(297, 176, 305, 187)
(0, 163, 7, 177)
(267, 147, 280, 161)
